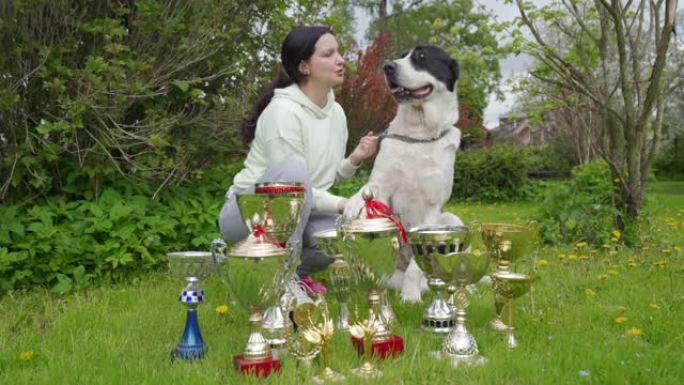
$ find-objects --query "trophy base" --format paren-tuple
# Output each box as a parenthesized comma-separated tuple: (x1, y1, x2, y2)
(351, 362, 382, 379)
(233, 355, 281, 377)
(431, 351, 488, 367)
(351, 335, 404, 359)
(170, 343, 207, 361)
(312, 367, 345, 384)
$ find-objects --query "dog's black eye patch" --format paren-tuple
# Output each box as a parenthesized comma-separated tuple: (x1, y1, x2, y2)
(410, 45, 459, 92)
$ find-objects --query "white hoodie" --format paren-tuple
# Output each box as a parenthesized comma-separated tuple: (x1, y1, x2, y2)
(232, 84, 358, 213)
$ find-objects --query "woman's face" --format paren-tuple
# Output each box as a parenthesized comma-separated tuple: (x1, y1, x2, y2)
(300, 33, 345, 88)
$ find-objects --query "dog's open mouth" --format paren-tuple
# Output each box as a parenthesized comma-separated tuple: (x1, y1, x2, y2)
(389, 84, 433, 99)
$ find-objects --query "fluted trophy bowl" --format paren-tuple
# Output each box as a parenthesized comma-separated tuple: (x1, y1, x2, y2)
(409, 225, 469, 333)
(167, 251, 215, 361)
(490, 270, 532, 348)
(314, 229, 351, 331)
(481, 223, 531, 272)
(168, 251, 215, 280)
(249, 182, 306, 244)
(409, 225, 489, 366)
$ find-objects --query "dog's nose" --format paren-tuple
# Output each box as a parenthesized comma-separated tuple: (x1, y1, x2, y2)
(384, 62, 397, 74)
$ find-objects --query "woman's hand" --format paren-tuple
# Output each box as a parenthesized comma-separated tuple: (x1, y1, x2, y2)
(349, 131, 379, 166)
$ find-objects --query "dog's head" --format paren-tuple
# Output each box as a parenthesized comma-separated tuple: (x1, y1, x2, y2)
(383, 46, 459, 104)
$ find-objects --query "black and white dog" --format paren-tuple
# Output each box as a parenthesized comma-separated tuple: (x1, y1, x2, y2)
(344, 46, 464, 302)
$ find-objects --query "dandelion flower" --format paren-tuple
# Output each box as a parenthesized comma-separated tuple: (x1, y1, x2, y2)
(215, 304, 229, 315)
(654, 259, 668, 269)
(575, 241, 588, 249)
(19, 351, 33, 361)
(626, 327, 643, 337)
(649, 303, 659, 310)
(614, 316, 627, 324)
(627, 259, 637, 268)
(536, 259, 549, 267)
(612, 230, 622, 240)
(608, 269, 619, 276)
(602, 244, 611, 249)
(568, 254, 578, 261)
(596, 274, 608, 280)
(585, 288, 596, 297)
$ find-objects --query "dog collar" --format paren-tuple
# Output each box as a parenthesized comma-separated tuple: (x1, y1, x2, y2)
(379, 128, 451, 143)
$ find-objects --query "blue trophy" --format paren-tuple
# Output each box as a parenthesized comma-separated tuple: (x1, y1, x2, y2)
(167, 251, 214, 361)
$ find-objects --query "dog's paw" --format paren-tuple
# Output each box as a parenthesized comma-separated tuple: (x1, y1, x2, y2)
(342, 192, 366, 220)
(400, 267, 425, 303)
(385, 269, 404, 290)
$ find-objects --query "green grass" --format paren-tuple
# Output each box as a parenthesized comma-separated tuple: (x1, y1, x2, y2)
(2, 183, 683, 384)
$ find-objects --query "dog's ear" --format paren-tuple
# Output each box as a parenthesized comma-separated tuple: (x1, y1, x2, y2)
(448, 59, 459, 92)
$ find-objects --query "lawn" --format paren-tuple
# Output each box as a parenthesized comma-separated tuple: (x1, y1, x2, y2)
(1, 182, 682, 385)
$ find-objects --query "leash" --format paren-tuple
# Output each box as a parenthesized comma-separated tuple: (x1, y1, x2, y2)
(378, 128, 451, 143)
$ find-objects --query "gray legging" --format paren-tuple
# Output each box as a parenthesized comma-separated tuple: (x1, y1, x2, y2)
(218, 155, 335, 276)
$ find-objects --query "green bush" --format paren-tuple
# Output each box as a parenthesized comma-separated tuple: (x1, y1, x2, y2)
(453, 145, 530, 201)
(0, 0, 350, 202)
(0, 164, 240, 294)
(653, 133, 684, 179)
(535, 160, 617, 246)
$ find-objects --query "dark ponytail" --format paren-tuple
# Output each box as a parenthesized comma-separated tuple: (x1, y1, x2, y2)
(240, 25, 333, 144)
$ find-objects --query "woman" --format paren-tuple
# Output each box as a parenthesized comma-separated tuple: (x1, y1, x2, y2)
(218, 25, 378, 291)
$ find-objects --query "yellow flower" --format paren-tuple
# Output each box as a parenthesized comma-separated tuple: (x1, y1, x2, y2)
(19, 351, 34, 361)
(662, 248, 671, 254)
(602, 244, 611, 249)
(617, 306, 627, 313)
(608, 269, 619, 276)
(612, 230, 622, 240)
(654, 259, 668, 268)
(627, 258, 636, 268)
(649, 303, 660, 310)
(626, 327, 643, 337)
(568, 254, 578, 261)
(215, 304, 229, 315)
(558, 253, 566, 261)
(674, 246, 681, 252)
(614, 316, 627, 324)
(575, 241, 588, 249)
(596, 274, 608, 280)
(585, 288, 596, 297)
(579, 255, 590, 261)
(535, 259, 548, 267)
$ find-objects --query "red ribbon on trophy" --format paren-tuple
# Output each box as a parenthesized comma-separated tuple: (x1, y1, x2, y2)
(363, 198, 408, 245)
(252, 224, 285, 248)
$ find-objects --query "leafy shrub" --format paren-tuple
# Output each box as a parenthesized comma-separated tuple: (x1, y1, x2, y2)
(453, 145, 530, 201)
(653, 133, 684, 179)
(330, 170, 370, 198)
(0, 164, 240, 294)
(535, 160, 616, 245)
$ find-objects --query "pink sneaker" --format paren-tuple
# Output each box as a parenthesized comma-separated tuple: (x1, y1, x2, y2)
(299, 276, 327, 296)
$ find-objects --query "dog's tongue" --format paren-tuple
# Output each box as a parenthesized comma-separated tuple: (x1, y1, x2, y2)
(410, 86, 431, 96)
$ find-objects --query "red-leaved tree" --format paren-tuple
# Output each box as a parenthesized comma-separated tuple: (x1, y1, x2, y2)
(337, 33, 396, 156)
